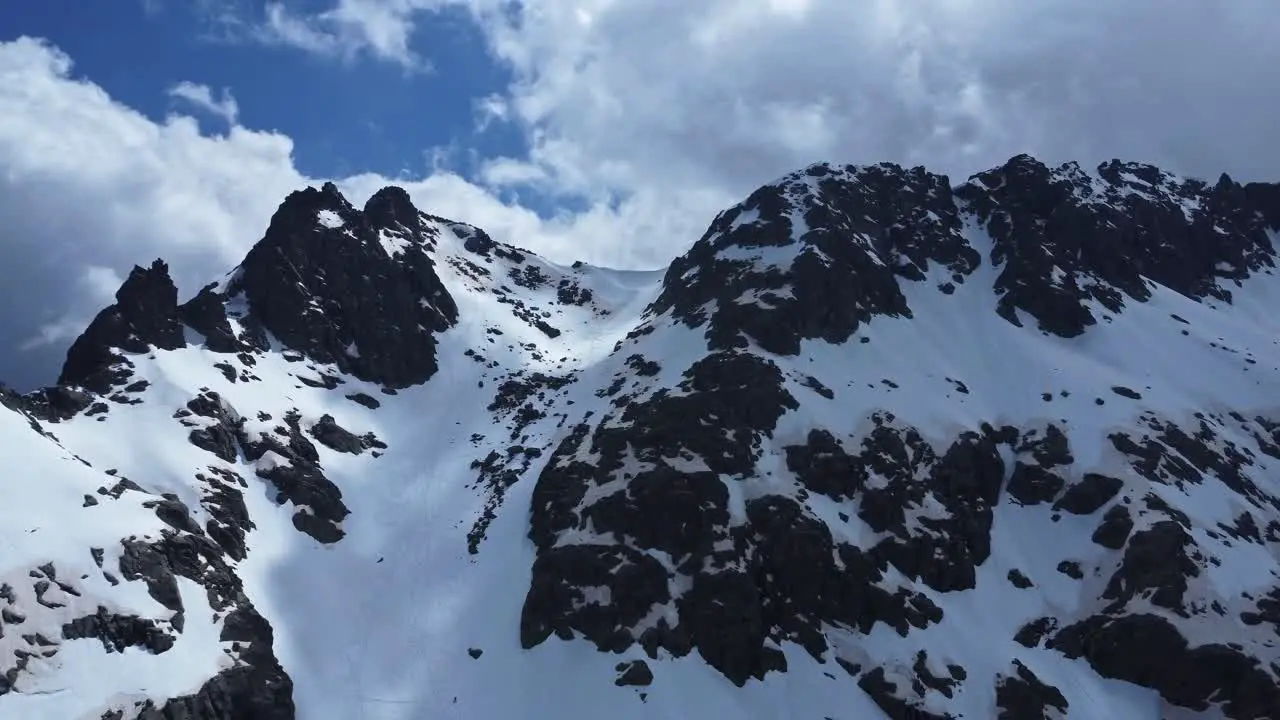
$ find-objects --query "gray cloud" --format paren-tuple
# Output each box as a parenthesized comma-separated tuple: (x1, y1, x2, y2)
(461, 0, 1280, 197)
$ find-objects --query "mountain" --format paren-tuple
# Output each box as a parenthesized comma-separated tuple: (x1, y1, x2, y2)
(2, 154, 1280, 720)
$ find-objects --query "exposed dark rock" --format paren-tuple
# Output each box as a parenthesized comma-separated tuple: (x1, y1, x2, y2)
(1051, 613, 1280, 720)
(1017, 424, 1074, 467)
(957, 155, 1278, 338)
(1101, 520, 1200, 611)
(62, 606, 175, 655)
(59, 260, 185, 394)
(995, 659, 1068, 719)
(521, 543, 670, 653)
(198, 467, 254, 562)
(109, 524, 293, 718)
(1053, 473, 1123, 515)
(1240, 586, 1280, 631)
(146, 497, 203, 535)
(912, 650, 962, 699)
(857, 666, 953, 720)
(184, 392, 243, 463)
(650, 163, 979, 356)
(1111, 385, 1142, 400)
(785, 429, 864, 501)
(229, 182, 459, 389)
(178, 393, 350, 545)
(179, 283, 242, 353)
(1014, 617, 1058, 648)
(345, 392, 381, 409)
(1007, 569, 1034, 589)
(1056, 560, 1083, 580)
(1091, 505, 1135, 549)
(1006, 462, 1065, 505)
(309, 414, 366, 454)
(614, 659, 654, 687)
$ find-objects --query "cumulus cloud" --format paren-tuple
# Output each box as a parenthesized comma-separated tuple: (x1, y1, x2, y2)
(471, 0, 1280, 195)
(263, 0, 1280, 185)
(5, 1, 1280, 387)
(167, 81, 240, 126)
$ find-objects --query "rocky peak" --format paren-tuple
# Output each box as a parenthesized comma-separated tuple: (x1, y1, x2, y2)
(650, 153, 1280, 356)
(227, 183, 459, 388)
(1243, 180, 1280, 229)
(58, 259, 184, 393)
(648, 161, 978, 355)
(362, 185, 420, 230)
(957, 155, 1277, 337)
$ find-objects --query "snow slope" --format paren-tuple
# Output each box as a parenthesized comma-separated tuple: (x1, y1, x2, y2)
(2, 155, 1279, 719)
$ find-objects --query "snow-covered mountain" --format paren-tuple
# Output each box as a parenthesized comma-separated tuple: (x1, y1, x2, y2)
(3, 154, 1280, 720)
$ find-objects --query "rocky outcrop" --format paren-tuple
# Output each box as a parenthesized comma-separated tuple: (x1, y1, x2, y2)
(649, 163, 980, 355)
(994, 660, 1068, 719)
(1051, 613, 1280, 720)
(176, 390, 360, 545)
(58, 260, 185, 394)
(229, 183, 459, 389)
(957, 155, 1278, 337)
(523, 356, 1280, 714)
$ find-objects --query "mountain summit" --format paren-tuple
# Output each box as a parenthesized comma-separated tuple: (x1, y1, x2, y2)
(3, 155, 1280, 720)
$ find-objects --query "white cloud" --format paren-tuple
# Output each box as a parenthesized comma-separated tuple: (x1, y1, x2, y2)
(472, 93, 508, 132)
(167, 81, 240, 126)
(461, 0, 1280, 199)
(255, 0, 435, 72)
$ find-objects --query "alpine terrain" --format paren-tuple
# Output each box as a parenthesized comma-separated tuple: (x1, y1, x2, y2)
(3, 154, 1280, 720)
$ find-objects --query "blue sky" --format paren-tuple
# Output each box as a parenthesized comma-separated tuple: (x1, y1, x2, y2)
(1, 1, 521, 181)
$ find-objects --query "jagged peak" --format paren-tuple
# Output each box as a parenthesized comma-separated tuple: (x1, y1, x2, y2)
(218, 182, 460, 388)
(58, 258, 184, 393)
(280, 178, 358, 217)
(648, 159, 971, 356)
(642, 152, 1280, 357)
(363, 185, 420, 229)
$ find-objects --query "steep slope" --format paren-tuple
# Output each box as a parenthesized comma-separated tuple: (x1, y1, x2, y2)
(2, 154, 1280, 720)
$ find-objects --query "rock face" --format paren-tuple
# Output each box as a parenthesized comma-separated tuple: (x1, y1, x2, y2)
(958, 156, 1278, 337)
(520, 158, 1280, 718)
(651, 163, 981, 355)
(229, 183, 459, 389)
(5, 155, 1280, 719)
(59, 260, 185, 394)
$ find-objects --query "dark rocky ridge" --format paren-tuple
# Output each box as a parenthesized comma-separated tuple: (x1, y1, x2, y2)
(5, 154, 1280, 718)
(59, 260, 185, 394)
(647, 156, 1280, 354)
(0, 181, 461, 717)
(520, 158, 1280, 718)
(39, 181, 464, 410)
(958, 156, 1279, 337)
(227, 183, 459, 388)
(650, 163, 981, 356)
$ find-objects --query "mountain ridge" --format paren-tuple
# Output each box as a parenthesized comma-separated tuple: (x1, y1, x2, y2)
(2, 153, 1280, 719)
